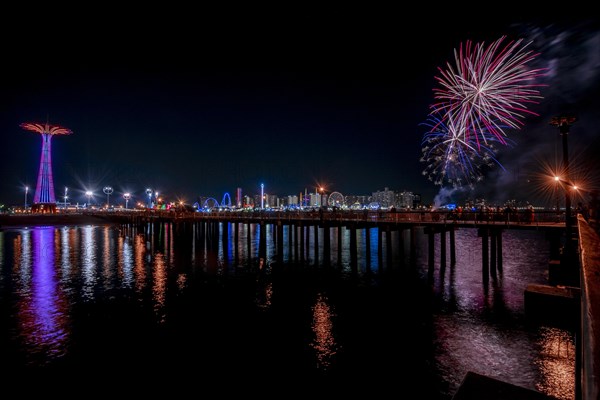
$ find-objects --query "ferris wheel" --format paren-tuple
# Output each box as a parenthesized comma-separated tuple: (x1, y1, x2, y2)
(327, 191, 344, 207)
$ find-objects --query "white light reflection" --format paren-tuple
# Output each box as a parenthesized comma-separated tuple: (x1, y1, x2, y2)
(120, 235, 134, 288)
(81, 226, 97, 300)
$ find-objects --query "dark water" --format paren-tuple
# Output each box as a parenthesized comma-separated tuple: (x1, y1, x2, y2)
(0, 223, 574, 398)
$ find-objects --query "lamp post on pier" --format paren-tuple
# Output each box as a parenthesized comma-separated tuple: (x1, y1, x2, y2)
(550, 115, 577, 244)
(103, 186, 113, 208)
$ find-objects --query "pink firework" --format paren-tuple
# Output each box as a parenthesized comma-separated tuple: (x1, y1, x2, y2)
(430, 36, 545, 148)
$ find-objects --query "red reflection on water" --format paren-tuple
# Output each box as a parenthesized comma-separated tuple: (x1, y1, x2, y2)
(310, 293, 338, 370)
(535, 327, 575, 400)
(16, 227, 70, 364)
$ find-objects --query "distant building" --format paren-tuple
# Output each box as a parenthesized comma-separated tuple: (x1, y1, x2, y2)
(397, 191, 415, 209)
(372, 187, 396, 208)
(287, 195, 299, 207)
(236, 187, 242, 208)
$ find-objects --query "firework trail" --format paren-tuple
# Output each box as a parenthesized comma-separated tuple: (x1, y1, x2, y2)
(422, 35, 545, 187)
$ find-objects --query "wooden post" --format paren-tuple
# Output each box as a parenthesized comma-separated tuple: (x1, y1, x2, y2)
(378, 227, 383, 268)
(300, 223, 305, 264)
(350, 225, 357, 271)
(365, 227, 371, 271)
(234, 221, 239, 265)
(323, 223, 331, 267)
(440, 229, 446, 268)
(277, 222, 284, 265)
(428, 229, 435, 274)
(246, 222, 252, 265)
(497, 231, 503, 272)
(337, 225, 342, 266)
(490, 229, 497, 277)
(450, 228, 456, 266)
(314, 224, 319, 266)
(386, 227, 393, 270)
(480, 228, 489, 281)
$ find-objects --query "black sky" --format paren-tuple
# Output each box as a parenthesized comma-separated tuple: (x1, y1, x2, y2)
(1, 11, 598, 207)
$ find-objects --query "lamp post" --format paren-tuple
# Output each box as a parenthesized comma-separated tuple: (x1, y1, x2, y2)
(123, 193, 131, 209)
(24, 186, 28, 210)
(103, 186, 113, 208)
(64, 187, 68, 210)
(554, 176, 560, 217)
(146, 188, 153, 208)
(550, 115, 576, 246)
(85, 191, 93, 208)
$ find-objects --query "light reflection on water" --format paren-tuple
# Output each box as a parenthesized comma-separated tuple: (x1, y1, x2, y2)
(535, 327, 575, 400)
(310, 292, 338, 370)
(424, 228, 575, 399)
(0, 223, 575, 398)
(14, 227, 69, 364)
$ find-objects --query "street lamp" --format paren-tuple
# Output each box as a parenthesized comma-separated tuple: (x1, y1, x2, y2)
(123, 193, 131, 209)
(64, 187, 68, 210)
(103, 186, 113, 208)
(85, 191, 93, 208)
(146, 188, 153, 208)
(550, 115, 576, 237)
(554, 176, 560, 215)
(24, 186, 28, 210)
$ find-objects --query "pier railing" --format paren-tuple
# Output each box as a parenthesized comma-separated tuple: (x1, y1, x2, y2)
(100, 209, 567, 228)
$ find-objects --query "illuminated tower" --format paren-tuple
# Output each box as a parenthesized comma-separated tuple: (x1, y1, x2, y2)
(21, 121, 73, 213)
(236, 187, 242, 208)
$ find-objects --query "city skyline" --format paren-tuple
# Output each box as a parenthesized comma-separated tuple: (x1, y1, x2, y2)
(1, 14, 599, 208)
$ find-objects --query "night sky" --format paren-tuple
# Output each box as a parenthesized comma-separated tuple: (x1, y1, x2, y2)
(1, 11, 599, 207)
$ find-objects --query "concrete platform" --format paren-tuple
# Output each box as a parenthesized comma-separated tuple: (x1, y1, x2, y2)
(524, 283, 579, 327)
(452, 371, 556, 400)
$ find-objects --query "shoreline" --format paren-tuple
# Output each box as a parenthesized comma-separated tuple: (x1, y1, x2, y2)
(0, 213, 116, 229)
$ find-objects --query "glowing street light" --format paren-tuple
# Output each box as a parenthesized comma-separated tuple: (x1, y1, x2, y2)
(146, 188, 153, 208)
(24, 186, 29, 209)
(85, 191, 93, 208)
(103, 186, 113, 208)
(553, 176, 560, 214)
(260, 183, 264, 209)
(64, 187, 68, 210)
(123, 193, 131, 209)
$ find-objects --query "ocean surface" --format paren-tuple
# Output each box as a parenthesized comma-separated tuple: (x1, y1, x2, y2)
(0, 222, 574, 398)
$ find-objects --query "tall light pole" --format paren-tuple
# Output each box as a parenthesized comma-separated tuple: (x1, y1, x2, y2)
(260, 183, 264, 209)
(64, 187, 68, 210)
(146, 188, 153, 208)
(554, 176, 560, 215)
(123, 193, 131, 209)
(85, 191, 93, 208)
(550, 115, 577, 246)
(24, 186, 29, 210)
(103, 186, 113, 208)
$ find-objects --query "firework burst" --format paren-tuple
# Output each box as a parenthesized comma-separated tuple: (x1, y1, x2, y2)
(431, 36, 545, 148)
(421, 35, 545, 188)
(421, 114, 507, 188)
